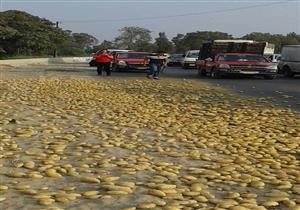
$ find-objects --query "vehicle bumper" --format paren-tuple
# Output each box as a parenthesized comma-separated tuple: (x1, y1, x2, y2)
(117, 64, 149, 71)
(218, 68, 277, 75)
(168, 61, 181, 66)
(183, 62, 196, 68)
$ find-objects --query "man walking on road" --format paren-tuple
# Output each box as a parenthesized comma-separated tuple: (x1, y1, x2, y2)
(94, 49, 114, 76)
(147, 53, 168, 80)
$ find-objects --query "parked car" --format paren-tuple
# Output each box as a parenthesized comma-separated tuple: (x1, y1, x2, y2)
(112, 51, 150, 71)
(198, 53, 277, 79)
(277, 45, 300, 77)
(181, 50, 200, 69)
(168, 54, 184, 66)
(89, 49, 131, 67)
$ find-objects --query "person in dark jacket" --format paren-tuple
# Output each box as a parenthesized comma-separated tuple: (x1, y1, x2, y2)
(94, 49, 114, 76)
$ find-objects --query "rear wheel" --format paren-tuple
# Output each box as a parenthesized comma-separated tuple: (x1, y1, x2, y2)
(283, 66, 294, 78)
(211, 69, 221, 79)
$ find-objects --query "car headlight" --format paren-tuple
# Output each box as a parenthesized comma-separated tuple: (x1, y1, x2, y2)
(118, 60, 127, 66)
(266, 64, 277, 69)
(218, 64, 230, 69)
(266, 64, 278, 72)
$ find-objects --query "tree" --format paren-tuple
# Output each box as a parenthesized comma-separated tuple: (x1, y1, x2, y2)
(96, 40, 115, 50)
(0, 10, 98, 57)
(88, 40, 116, 54)
(114, 26, 152, 50)
(154, 32, 174, 53)
(242, 32, 300, 53)
(59, 33, 98, 56)
(172, 31, 233, 53)
(172, 34, 185, 53)
(72, 33, 98, 50)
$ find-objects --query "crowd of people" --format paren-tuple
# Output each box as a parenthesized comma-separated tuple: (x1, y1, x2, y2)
(93, 49, 168, 79)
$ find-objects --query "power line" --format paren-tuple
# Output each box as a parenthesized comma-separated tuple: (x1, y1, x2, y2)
(60, 0, 298, 24)
(1, 0, 297, 2)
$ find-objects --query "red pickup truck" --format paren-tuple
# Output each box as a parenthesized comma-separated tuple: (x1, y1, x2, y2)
(196, 40, 277, 79)
(112, 51, 150, 71)
(198, 53, 277, 79)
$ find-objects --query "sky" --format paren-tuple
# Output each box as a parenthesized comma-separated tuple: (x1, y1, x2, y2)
(0, 0, 299, 42)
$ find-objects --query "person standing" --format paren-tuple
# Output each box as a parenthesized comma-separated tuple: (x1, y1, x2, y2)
(94, 49, 114, 76)
(146, 53, 167, 79)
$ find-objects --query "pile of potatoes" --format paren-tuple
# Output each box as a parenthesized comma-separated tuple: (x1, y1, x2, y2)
(0, 78, 299, 210)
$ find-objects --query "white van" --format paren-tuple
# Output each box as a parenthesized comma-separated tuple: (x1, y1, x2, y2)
(181, 50, 200, 69)
(278, 45, 300, 77)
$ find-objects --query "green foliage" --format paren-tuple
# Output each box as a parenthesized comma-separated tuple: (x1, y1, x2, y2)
(89, 40, 116, 53)
(0, 10, 98, 57)
(71, 33, 98, 50)
(59, 47, 86, 56)
(172, 31, 233, 53)
(114, 26, 153, 50)
(154, 32, 174, 53)
(242, 32, 300, 53)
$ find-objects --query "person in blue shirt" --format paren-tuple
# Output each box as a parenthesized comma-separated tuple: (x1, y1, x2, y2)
(146, 53, 168, 80)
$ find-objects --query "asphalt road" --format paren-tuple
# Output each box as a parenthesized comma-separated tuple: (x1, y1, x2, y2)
(2, 64, 300, 111)
(108, 66, 300, 111)
(163, 67, 300, 111)
(109, 66, 300, 109)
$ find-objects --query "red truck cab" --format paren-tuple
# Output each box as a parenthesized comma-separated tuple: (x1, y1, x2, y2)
(112, 51, 150, 71)
(196, 40, 277, 79)
(198, 53, 277, 79)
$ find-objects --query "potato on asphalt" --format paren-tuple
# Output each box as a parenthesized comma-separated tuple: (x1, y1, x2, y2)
(0, 77, 299, 209)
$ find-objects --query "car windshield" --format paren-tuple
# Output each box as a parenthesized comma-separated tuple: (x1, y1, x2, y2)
(220, 55, 267, 62)
(171, 54, 183, 59)
(187, 52, 198, 58)
(117, 53, 148, 59)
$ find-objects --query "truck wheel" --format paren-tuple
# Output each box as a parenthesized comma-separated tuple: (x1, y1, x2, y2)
(283, 66, 294, 78)
(264, 75, 276, 80)
(277, 66, 282, 74)
(112, 64, 118, 72)
(211, 69, 221, 79)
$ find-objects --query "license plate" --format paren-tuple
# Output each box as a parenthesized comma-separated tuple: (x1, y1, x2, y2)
(189, 64, 195, 66)
(240, 71, 259, 74)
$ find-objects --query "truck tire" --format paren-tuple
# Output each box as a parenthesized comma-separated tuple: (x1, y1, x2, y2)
(277, 66, 282, 74)
(211, 69, 221, 79)
(283, 66, 294, 78)
(112, 64, 118, 72)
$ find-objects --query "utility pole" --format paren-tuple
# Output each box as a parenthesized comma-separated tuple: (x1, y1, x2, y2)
(53, 21, 59, 58)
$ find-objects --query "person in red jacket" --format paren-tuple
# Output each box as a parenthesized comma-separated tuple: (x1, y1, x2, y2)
(94, 49, 114, 76)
